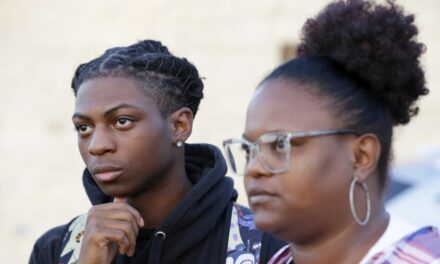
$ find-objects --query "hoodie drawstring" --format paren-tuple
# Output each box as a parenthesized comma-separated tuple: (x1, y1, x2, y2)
(148, 231, 166, 264)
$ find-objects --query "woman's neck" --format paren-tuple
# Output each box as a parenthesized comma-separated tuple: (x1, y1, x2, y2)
(291, 207, 389, 264)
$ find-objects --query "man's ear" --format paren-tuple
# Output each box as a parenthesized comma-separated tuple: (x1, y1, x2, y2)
(352, 133, 381, 182)
(168, 107, 193, 144)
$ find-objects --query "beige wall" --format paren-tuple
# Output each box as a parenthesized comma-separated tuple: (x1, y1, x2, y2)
(1, 0, 439, 262)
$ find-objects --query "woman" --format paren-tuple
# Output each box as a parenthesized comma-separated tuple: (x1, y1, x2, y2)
(30, 40, 285, 264)
(223, 0, 440, 263)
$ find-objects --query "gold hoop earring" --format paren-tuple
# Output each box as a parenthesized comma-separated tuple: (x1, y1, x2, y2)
(349, 177, 371, 225)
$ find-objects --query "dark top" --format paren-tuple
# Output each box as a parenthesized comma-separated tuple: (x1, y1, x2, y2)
(30, 143, 286, 264)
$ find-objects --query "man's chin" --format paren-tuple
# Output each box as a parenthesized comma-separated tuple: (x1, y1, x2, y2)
(98, 184, 131, 199)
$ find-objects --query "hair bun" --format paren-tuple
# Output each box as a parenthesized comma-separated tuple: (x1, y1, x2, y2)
(297, 0, 428, 125)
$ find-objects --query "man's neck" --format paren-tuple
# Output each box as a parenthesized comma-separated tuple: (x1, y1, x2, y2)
(126, 163, 193, 229)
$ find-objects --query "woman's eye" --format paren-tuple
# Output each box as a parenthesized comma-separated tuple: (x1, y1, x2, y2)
(241, 143, 251, 160)
(241, 143, 250, 154)
(115, 118, 133, 129)
(275, 138, 289, 153)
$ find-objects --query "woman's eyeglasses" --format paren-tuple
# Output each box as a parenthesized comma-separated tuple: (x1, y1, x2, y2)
(222, 129, 358, 176)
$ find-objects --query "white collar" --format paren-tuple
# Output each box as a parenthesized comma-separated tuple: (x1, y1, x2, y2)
(359, 214, 418, 264)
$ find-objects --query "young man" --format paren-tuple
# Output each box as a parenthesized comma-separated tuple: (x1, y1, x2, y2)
(30, 39, 285, 264)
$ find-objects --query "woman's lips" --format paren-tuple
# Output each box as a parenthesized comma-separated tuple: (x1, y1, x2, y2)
(247, 187, 277, 205)
(248, 193, 276, 205)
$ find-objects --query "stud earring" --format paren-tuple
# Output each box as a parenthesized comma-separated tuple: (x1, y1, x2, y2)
(176, 141, 183, 147)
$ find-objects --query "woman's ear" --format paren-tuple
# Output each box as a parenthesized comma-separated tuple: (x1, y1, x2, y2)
(168, 107, 193, 144)
(352, 133, 381, 182)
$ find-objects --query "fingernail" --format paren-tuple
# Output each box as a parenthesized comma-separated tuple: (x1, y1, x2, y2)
(113, 197, 127, 202)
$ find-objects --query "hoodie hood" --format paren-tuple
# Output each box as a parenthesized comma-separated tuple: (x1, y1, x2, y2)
(82, 143, 238, 263)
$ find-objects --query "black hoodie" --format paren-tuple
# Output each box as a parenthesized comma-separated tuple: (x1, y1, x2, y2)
(30, 143, 285, 264)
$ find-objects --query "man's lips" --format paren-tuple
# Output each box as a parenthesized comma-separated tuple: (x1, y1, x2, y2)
(91, 165, 123, 183)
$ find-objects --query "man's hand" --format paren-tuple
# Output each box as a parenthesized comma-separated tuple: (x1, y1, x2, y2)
(78, 198, 144, 264)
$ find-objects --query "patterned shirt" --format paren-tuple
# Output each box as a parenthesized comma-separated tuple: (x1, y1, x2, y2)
(268, 227, 440, 264)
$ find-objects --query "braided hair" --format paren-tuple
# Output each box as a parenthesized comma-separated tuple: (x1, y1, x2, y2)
(71, 40, 204, 117)
(262, 0, 428, 188)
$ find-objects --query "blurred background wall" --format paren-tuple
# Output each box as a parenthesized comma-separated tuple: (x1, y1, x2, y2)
(0, 0, 439, 262)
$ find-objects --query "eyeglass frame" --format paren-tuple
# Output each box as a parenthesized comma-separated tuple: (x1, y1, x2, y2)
(222, 128, 359, 176)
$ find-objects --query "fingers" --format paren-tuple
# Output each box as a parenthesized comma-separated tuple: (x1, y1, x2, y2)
(112, 198, 145, 227)
(85, 202, 144, 257)
(90, 220, 134, 256)
(90, 208, 140, 235)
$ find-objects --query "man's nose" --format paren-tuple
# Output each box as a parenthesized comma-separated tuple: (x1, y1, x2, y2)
(88, 126, 116, 156)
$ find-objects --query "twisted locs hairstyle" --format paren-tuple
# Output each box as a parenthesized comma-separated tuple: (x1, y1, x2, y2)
(262, 0, 428, 189)
(71, 40, 204, 117)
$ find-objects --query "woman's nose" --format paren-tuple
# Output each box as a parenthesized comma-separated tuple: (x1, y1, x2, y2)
(245, 151, 270, 178)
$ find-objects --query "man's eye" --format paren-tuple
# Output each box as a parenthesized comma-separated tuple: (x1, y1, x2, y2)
(76, 125, 92, 135)
(115, 118, 133, 129)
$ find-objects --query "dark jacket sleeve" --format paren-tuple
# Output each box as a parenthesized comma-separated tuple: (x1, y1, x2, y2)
(259, 233, 288, 264)
(29, 224, 68, 264)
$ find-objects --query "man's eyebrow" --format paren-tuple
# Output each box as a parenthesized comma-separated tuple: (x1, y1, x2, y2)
(103, 103, 142, 118)
(72, 104, 142, 120)
(72, 113, 91, 121)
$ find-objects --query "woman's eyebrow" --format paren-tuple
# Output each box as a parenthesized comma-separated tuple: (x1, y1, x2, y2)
(242, 130, 285, 141)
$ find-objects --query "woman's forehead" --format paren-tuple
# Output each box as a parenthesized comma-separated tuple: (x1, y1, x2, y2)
(244, 80, 338, 138)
